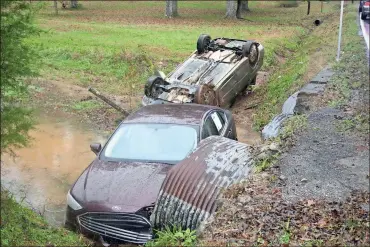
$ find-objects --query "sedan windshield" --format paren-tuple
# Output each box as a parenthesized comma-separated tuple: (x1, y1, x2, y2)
(101, 123, 198, 164)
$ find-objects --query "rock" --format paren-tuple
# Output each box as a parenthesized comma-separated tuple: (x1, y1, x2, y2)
(269, 142, 280, 151)
(301, 178, 308, 183)
(260, 145, 270, 153)
(279, 175, 287, 181)
(238, 196, 251, 204)
(361, 203, 369, 212)
(256, 152, 269, 161)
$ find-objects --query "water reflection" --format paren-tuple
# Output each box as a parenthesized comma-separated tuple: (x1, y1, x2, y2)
(1, 116, 106, 222)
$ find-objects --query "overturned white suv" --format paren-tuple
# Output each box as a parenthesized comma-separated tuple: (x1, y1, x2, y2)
(142, 34, 264, 108)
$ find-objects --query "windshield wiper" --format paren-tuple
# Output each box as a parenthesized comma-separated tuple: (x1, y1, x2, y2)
(145, 160, 176, 166)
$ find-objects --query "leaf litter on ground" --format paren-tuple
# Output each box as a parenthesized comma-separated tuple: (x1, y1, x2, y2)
(200, 170, 369, 247)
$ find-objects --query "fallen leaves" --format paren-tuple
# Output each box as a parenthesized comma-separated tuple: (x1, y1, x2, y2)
(200, 173, 369, 247)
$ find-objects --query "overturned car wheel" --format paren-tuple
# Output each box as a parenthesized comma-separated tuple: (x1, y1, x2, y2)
(242, 41, 259, 66)
(144, 76, 167, 98)
(194, 84, 217, 106)
(197, 34, 211, 54)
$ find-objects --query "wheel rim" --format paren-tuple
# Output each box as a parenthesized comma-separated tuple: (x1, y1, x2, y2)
(195, 85, 216, 105)
(203, 89, 215, 105)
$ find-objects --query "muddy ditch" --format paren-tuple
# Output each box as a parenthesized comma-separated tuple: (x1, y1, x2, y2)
(6, 63, 318, 228)
(2, 45, 349, 239)
(1, 113, 107, 227)
(4, 75, 266, 228)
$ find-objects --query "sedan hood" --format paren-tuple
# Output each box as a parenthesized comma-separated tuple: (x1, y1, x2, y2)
(71, 159, 172, 212)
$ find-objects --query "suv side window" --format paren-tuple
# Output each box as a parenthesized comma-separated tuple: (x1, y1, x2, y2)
(201, 112, 226, 139)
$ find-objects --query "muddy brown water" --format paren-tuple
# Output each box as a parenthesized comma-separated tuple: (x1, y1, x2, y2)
(1, 115, 106, 226)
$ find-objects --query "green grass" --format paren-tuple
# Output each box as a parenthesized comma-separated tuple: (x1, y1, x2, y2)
(279, 219, 291, 245)
(251, 3, 350, 130)
(1, 189, 89, 246)
(326, 11, 369, 109)
(28, 1, 340, 97)
(145, 226, 197, 247)
(72, 99, 103, 111)
(255, 155, 278, 173)
(278, 115, 308, 141)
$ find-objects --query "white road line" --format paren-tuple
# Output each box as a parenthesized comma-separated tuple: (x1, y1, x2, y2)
(359, 14, 370, 50)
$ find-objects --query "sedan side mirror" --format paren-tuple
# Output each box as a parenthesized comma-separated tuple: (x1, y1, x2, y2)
(90, 143, 101, 155)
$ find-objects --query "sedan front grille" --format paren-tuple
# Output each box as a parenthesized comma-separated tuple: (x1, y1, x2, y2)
(77, 212, 152, 244)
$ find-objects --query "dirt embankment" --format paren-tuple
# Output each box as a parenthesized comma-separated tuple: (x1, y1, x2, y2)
(27, 78, 140, 132)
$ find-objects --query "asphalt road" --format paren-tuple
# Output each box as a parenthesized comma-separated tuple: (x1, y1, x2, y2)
(277, 17, 369, 202)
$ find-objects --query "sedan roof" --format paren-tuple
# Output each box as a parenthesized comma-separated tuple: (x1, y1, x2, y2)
(124, 103, 219, 126)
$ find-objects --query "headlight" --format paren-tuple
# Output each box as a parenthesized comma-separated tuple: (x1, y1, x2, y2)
(66, 190, 82, 210)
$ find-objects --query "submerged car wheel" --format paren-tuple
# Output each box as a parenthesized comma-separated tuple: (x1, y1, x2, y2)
(197, 34, 211, 54)
(194, 84, 217, 106)
(145, 76, 166, 98)
(242, 41, 259, 66)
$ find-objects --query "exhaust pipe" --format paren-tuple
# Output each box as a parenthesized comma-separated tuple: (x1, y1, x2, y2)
(314, 19, 322, 26)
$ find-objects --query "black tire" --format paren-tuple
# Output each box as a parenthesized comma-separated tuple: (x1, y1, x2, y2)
(241, 41, 259, 66)
(197, 34, 211, 54)
(361, 12, 367, 20)
(144, 76, 164, 98)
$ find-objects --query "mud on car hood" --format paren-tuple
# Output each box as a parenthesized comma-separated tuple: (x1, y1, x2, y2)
(71, 159, 172, 212)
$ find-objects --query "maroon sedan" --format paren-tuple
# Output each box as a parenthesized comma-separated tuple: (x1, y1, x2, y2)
(65, 103, 237, 244)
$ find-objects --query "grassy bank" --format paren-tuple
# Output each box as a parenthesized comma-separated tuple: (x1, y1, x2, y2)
(29, 1, 340, 100)
(1, 190, 89, 246)
(251, 3, 358, 129)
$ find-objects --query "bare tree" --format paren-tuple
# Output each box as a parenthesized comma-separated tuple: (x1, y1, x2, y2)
(225, 0, 242, 19)
(241, 0, 250, 12)
(53, 0, 58, 15)
(71, 0, 78, 8)
(165, 0, 178, 18)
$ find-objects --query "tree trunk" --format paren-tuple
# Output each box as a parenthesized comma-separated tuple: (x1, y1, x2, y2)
(165, 0, 178, 18)
(71, 0, 78, 8)
(225, 0, 242, 19)
(307, 1, 311, 15)
(241, 0, 250, 12)
(53, 0, 58, 15)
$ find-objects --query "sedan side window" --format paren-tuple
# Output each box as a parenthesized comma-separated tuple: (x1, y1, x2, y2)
(201, 116, 219, 139)
(211, 112, 226, 134)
